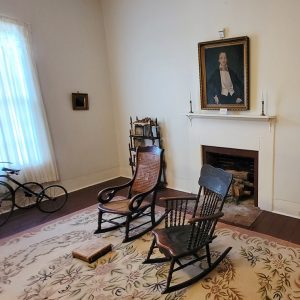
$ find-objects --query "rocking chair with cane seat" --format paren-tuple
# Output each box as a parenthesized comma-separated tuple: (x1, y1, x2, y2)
(144, 164, 233, 294)
(94, 145, 164, 243)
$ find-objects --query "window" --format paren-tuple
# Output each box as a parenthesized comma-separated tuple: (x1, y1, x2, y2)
(0, 17, 58, 183)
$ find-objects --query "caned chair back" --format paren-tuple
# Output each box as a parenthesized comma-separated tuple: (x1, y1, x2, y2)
(131, 146, 163, 194)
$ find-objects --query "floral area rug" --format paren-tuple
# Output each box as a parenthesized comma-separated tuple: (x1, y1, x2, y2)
(0, 205, 299, 300)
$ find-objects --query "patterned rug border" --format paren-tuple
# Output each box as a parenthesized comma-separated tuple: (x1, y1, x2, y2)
(0, 203, 299, 249)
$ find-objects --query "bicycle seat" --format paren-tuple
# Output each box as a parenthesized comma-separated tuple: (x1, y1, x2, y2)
(2, 167, 20, 175)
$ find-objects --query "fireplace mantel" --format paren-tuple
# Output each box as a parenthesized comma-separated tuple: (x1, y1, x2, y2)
(186, 112, 276, 122)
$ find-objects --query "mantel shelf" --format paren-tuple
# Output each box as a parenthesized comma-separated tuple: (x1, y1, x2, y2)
(186, 112, 276, 122)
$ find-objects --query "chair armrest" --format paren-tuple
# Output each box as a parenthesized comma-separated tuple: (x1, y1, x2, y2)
(188, 211, 224, 224)
(128, 190, 153, 211)
(97, 181, 132, 204)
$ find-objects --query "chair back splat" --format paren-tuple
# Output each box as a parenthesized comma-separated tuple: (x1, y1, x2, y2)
(131, 147, 162, 195)
(144, 164, 233, 294)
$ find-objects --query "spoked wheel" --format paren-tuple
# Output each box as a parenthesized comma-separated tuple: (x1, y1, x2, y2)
(14, 182, 44, 209)
(0, 181, 15, 226)
(37, 185, 68, 213)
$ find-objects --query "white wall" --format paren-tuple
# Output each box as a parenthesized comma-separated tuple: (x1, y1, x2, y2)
(101, 0, 300, 218)
(0, 0, 119, 192)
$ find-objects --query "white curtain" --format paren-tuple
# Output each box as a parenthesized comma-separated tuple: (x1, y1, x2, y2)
(0, 17, 58, 183)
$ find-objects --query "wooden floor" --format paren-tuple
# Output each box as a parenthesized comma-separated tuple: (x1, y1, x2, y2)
(1, 177, 299, 244)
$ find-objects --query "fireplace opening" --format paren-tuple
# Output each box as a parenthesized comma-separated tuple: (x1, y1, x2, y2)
(202, 146, 259, 207)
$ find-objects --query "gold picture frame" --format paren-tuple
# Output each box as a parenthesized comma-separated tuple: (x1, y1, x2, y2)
(198, 36, 249, 110)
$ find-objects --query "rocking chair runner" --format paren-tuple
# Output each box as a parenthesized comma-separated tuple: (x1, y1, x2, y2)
(94, 145, 164, 242)
(144, 164, 233, 294)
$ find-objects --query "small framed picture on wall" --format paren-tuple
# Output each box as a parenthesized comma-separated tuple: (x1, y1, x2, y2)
(72, 93, 89, 110)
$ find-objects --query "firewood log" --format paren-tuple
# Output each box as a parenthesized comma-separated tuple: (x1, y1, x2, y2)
(225, 169, 249, 180)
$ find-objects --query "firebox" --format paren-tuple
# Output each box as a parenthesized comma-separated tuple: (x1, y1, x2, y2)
(202, 145, 259, 206)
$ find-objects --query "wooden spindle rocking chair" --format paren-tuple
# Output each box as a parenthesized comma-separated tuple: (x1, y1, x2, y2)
(144, 164, 233, 294)
(94, 145, 164, 243)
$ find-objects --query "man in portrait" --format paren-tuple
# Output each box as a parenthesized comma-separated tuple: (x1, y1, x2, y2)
(206, 51, 244, 105)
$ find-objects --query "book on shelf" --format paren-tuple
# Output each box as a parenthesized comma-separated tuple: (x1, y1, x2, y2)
(72, 241, 112, 263)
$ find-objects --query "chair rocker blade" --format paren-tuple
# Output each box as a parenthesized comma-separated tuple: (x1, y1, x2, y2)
(162, 247, 232, 294)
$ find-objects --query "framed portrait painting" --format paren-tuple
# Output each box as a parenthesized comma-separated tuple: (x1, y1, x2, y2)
(198, 36, 249, 110)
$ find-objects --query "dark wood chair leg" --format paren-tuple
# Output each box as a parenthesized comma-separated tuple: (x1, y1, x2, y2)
(144, 238, 156, 263)
(151, 205, 156, 226)
(206, 244, 211, 267)
(123, 215, 132, 243)
(163, 258, 176, 294)
(94, 209, 103, 234)
(150, 192, 157, 226)
(144, 237, 171, 264)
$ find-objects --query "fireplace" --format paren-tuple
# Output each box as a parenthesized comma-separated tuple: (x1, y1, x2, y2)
(202, 145, 259, 206)
(186, 115, 274, 211)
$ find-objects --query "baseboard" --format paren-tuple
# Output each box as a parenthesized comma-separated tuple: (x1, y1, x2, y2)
(119, 167, 132, 179)
(164, 184, 192, 194)
(273, 198, 300, 219)
(59, 167, 120, 194)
